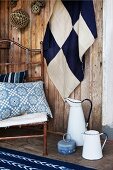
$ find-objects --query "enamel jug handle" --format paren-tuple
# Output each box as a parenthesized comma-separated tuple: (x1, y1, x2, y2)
(81, 99, 92, 127)
(100, 133, 108, 150)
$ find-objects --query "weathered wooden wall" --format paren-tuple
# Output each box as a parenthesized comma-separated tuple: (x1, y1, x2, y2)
(0, 0, 103, 132)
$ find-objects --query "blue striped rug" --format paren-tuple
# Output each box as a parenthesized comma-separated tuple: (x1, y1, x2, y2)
(0, 147, 96, 170)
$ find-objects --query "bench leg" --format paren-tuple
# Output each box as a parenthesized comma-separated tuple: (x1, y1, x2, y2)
(43, 122, 48, 155)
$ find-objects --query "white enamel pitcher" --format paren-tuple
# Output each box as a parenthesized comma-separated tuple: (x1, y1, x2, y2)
(82, 130, 108, 160)
(65, 98, 92, 146)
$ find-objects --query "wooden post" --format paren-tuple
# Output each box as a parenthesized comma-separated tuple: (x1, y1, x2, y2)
(43, 122, 48, 155)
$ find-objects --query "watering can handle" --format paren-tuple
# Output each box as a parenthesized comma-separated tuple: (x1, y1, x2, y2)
(100, 133, 108, 150)
(81, 99, 92, 127)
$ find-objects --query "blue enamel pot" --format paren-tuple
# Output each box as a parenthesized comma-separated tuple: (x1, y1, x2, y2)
(57, 133, 76, 155)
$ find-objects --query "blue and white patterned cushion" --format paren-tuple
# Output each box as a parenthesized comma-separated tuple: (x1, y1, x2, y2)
(0, 81, 52, 120)
(0, 70, 28, 83)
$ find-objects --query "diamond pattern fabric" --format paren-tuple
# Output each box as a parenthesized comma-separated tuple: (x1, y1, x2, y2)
(43, 0, 97, 99)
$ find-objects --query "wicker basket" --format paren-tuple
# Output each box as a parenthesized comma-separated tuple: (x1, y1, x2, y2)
(10, 0, 18, 8)
(31, 3, 41, 14)
(31, 0, 45, 15)
(10, 9, 30, 29)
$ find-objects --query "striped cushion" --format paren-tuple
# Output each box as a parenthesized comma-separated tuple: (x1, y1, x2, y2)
(0, 70, 28, 83)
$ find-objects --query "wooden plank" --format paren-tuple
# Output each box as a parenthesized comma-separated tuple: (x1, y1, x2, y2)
(0, 0, 6, 72)
(43, 0, 54, 131)
(54, 88, 63, 132)
(0, 0, 1, 72)
(21, 0, 29, 72)
(81, 50, 92, 128)
(48, 79, 55, 131)
(90, 0, 103, 131)
(4, 0, 9, 39)
(4, 0, 9, 70)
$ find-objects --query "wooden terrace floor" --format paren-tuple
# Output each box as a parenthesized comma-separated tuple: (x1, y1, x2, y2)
(0, 128, 112, 170)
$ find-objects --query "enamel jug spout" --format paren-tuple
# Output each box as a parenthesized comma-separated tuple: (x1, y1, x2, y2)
(65, 98, 92, 146)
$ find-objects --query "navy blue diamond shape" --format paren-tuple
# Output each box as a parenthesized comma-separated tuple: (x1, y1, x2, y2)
(43, 24, 60, 65)
(62, 0, 80, 26)
(62, 29, 84, 81)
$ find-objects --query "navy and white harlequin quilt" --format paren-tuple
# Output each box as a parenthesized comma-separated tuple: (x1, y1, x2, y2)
(43, 0, 97, 99)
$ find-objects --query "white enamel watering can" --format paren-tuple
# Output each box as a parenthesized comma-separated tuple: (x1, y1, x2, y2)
(82, 130, 108, 160)
(65, 98, 92, 146)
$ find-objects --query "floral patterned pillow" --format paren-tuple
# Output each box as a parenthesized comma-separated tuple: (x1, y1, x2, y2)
(0, 81, 52, 120)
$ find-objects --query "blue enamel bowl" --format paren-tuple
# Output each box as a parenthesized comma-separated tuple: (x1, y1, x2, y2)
(57, 138, 76, 155)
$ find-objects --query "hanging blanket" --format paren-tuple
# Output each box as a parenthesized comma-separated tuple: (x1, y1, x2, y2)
(43, 0, 97, 99)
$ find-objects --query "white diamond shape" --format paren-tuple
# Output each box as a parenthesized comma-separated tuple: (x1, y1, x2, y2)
(49, 0, 72, 48)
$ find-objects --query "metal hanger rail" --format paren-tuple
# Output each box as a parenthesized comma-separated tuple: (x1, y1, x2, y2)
(0, 39, 41, 53)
